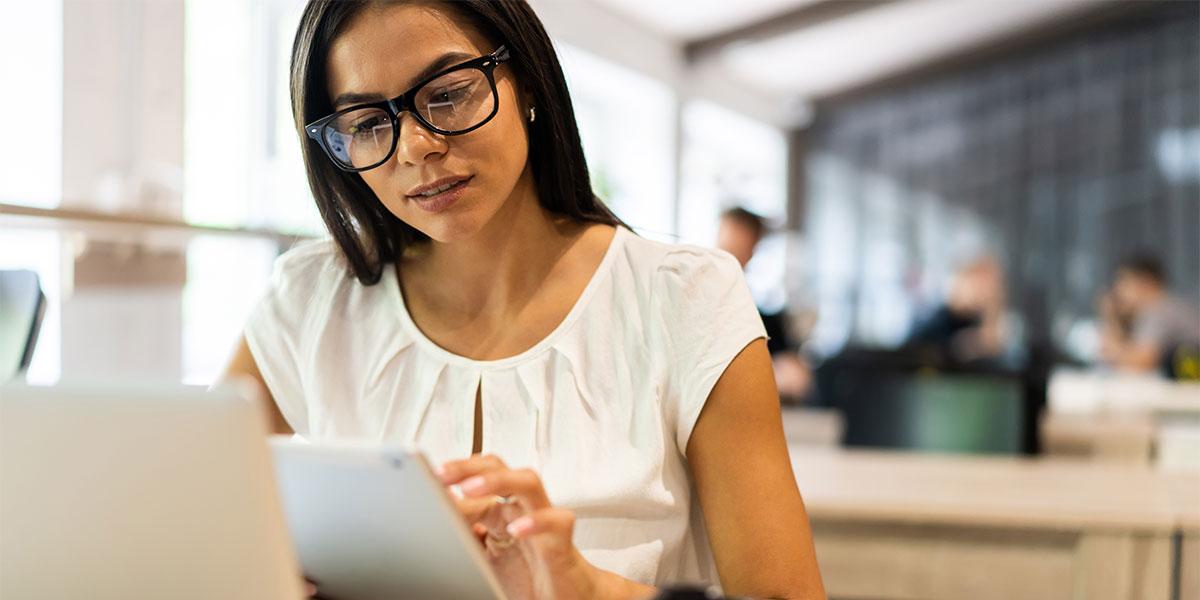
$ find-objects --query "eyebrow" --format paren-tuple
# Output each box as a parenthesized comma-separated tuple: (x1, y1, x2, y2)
(332, 51, 476, 109)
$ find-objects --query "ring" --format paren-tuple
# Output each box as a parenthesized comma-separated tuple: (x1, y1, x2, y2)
(485, 528, 517, 550)
(494, 495, 515, 505)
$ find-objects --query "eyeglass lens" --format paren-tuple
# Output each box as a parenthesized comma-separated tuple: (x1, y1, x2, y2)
(322, 68, 496, 170)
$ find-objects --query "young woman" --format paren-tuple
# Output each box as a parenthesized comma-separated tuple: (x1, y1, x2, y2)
(222, 1, 825, 598)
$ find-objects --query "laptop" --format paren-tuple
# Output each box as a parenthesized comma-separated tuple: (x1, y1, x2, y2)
(0, 382, 303, 600)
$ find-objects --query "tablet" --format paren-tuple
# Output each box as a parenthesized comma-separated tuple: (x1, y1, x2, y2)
(269, 438, 507, 600)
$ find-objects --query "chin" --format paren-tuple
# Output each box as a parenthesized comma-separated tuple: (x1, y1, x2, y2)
(408, 211, 489, 244)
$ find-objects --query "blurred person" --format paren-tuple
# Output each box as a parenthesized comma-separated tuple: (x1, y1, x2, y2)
(1100, 253, 1200, 374)
(907, 256, 1011, 364)
(717, 207, 813, 402)
(221, 2, 825, 599)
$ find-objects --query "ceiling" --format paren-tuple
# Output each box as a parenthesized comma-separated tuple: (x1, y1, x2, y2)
(588, 0, 1121, 121)
(588, 0, 825, 42)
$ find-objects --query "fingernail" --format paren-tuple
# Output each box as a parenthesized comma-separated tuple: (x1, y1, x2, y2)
(434, 464, 447, 478)
(507, 516, 534, 538)
(461, 475, 486, 495)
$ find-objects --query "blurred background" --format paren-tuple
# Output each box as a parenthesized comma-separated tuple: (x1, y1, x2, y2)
(2, 0, 1198, 449)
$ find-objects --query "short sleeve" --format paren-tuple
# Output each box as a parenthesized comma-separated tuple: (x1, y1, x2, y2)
(243, 239, 340, 435)
(656, 247, 767, 454)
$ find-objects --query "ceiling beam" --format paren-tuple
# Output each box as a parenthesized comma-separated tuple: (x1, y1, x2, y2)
(684, 0, 902, 64)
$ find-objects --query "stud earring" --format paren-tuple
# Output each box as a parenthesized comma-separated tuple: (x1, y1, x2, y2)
(528, 106, 536, 123)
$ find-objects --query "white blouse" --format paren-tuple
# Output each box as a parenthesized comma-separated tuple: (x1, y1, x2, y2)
(245, 225, 766, 588)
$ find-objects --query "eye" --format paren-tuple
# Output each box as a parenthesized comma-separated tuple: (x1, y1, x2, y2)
(348, 115, 390, 137)
(429, 83, 475, 106)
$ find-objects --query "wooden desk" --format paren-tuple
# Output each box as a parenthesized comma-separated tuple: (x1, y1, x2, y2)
(1170, 474, 1200, 600)
(1044, 371, 1200, 467)
(790, 447, 1200, 600)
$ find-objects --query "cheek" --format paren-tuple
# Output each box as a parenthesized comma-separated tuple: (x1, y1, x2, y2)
(461, 107, 530, 193)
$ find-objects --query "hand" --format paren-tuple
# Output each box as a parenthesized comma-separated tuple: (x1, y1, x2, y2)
(437, 454, 652, 600)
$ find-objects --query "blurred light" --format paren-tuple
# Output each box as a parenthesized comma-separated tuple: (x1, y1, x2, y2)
(589, 0, 823, 41)
(0, 0, 62, 208)
(1156, 128, 1200, 184)
(720, 0, 1097, 98)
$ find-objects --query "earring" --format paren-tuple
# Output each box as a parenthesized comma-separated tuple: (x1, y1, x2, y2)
(528, 106, 536, 123)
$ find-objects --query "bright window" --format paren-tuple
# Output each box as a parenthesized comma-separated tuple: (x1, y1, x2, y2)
(679, 100, 788, 309)
(556, 41, 677, 240)
(0, 0, 62, 208)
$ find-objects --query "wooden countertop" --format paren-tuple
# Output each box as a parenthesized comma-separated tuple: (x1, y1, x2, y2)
(789, 446, 1200, 533)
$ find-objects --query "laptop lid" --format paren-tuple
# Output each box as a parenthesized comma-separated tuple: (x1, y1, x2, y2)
(0, 383, 303, 600)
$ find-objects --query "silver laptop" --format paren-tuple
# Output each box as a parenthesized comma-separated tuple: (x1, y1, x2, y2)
(0, 383, 304, 600)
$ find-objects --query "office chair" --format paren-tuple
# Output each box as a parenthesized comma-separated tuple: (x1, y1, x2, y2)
(0, 270, 46, 383)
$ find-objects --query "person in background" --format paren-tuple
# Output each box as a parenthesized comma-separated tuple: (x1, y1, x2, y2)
(1100, 253, 1200, 374)
(907, 256, 1010, 365)
(716, 207, 812, 401)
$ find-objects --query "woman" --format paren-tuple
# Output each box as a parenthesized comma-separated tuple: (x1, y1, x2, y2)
(222, 1, 825, 598)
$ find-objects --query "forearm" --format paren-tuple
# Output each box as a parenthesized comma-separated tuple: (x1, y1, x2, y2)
(589, 566, 657, 600)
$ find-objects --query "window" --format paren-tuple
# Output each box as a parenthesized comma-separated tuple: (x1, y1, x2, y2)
(679, 100, 788, 310)
(184, 0, 320, 234)
(0, 1, 62, 209)
(556, 41, 677, 240)
(182, 0, 315, 384)
(0, 1, 63, 384)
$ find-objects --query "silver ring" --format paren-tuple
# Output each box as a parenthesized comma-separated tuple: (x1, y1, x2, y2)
(494, 495, 515, 505)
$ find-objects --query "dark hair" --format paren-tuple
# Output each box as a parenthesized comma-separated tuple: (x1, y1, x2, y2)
(720, 206, 767, 241)
(1119, 252, 1167, 285)
(290, 0, 624, 285)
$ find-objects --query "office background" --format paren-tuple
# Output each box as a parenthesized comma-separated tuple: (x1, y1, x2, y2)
(1, 0, 1196, 391)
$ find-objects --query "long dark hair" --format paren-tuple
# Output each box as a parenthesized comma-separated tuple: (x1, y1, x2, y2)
(290, 0, 624, 285)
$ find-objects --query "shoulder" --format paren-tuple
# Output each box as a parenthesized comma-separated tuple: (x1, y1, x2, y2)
(619, 230, 742, 279)
(617, 231, 747, 298)
(268, 238, 346, 288)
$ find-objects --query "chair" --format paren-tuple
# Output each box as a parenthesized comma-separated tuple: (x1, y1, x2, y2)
(0, 270, 46, 383)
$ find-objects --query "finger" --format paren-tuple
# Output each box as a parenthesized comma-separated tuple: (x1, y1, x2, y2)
(458, 467, 552, 510)
(455, 496, 497, 523)
(436, 454, 508, 485)
(505, 507, 576, 541)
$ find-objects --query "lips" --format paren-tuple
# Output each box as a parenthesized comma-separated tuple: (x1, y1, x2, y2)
(406, 175, 473, 198)
(406, 176, 472, 214)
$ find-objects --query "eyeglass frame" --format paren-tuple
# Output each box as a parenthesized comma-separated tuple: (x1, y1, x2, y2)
(304, 45, 512, 173)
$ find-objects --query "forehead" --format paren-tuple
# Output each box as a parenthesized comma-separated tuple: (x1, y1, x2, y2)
(326, 3, 492, 102)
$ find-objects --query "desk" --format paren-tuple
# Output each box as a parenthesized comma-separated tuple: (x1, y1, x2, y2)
(790, 447, 1200, 600)
(1043, 371, 1200, 467)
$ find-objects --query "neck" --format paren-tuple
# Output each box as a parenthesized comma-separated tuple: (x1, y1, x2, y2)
(405, 168, 580, 318)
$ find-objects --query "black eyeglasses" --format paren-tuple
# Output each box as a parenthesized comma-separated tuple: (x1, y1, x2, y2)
(305, 46, 511, 172)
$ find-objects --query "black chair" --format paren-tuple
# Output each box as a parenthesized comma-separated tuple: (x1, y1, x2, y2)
(0, 270, 46, 383)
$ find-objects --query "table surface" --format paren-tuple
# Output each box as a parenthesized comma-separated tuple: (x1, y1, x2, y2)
(789, 445, 1200, 533)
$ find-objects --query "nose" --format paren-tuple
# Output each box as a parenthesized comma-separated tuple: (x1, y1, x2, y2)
(393, 112, 448, 165)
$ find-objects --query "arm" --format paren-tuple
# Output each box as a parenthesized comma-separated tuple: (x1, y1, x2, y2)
(687, 338, 826, 599)
(1101, 338, 1162, 372)
(1097, 295, 1163, 372)
(218, 335, 294, 435)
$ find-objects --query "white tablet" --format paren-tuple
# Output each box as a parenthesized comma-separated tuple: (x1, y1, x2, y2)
(269, 438, 507, 600)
